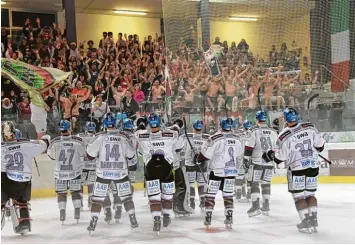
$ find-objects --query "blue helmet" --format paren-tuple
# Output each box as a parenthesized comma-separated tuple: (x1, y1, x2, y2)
(59, 120, 71, 131)
(147, 113, 161, 128)
(15, 129, 22, 140)
(232, 118, 239, 129)
(123, 118, 134, 130)
(283, 107, 298, 123)
(219, 117, 233, 131)
(243, 120, 253, 130)
(85, 121, 96, 133)
(256, 110, 267, 122)
(193, 119, 204, 131)
(103, 112, 117, 129)
(297, 115, 303, 123)
(116, 112, 128, 122)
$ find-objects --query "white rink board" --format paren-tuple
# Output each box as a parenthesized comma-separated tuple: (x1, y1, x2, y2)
(2, 184, 355, 244)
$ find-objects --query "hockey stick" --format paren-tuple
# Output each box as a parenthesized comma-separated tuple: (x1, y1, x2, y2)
(182, 117, 207, 183)
(306, 93, 332, 164)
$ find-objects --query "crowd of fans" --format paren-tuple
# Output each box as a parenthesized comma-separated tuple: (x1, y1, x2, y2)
(1, 18, 346, 134)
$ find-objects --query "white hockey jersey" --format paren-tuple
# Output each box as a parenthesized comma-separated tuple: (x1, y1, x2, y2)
(77, 133, 96, 170)
(87, 130, 135, 180)
(135, 129, 184, 165)
(48, 135, 86, 180)
(245, 124, 278, 166)
(183, 133, 210, 166)
(1, 139, 47, 182)
(201, 131, 243, 177)
(232, 128, 249, 148)
(275, 122, 325, 171)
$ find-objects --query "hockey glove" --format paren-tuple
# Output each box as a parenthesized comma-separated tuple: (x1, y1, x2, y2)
(173, 119, 183, 129)
(41, 134, 51, 148)
(193, 154, 199, 165)
(262, 150, 275, 163)
(136, 117, 147, 130)
(242, 158, 251, 173)
(128, 171, 136, 183)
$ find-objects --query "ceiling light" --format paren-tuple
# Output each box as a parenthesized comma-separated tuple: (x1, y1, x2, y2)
(1, 1, 7, 4)
(113, 10, 147, 16)
(53, 3, 63, 7)
(229, 16, 258, 21)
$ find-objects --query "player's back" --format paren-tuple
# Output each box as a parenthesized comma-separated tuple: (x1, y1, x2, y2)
(184, 133, 209, 166)
(1, 139, 47, 182)
(246, 124, 278, 165)
(277, 122, 324, 171)
(48, 135, 86, 180)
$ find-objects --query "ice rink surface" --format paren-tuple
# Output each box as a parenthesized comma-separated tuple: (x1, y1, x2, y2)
(2, 184, 355, 244)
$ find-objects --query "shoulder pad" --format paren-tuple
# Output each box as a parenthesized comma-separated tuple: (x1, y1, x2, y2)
(278, 130, 292, 141)
(72, 136, 83, 142)
(202, 134, 210, 139)
(50, 136, 62, 143)
(95, 131, 107, 136)
(249, 125, 259, 132)
(300, 122, 315, 128)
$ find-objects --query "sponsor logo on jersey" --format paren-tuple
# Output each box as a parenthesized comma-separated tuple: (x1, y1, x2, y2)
(279, 130, 291, 141)
(139, 134, 149, 138)
(301, 160, 316, 168)
(7, 145, 20, 151)
(224, 169, 237, 175)
(107, 137, 121, 142)
(152, 142, 165, 147)
(62, 143, 73, 147)
(162, 132, 173, 137)
(100, 161, 124, 169)
(103, 171, 121, 178)
(148, 180, 160, 188)
(193, 141, 203, 145)
(58, 172, 75, 179)
(262, 131, 271, 135)
(227, 140, 236, 145)
(7, 172, 24, 181)
(60, 165, 73, 171)
(296, 132, 308, 140)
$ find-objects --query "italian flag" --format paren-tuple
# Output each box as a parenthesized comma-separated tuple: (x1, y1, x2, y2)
(331, 0, 351, 93)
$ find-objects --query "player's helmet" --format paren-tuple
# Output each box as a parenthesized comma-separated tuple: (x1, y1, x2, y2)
(1, 121, 16, 140)
(256, 110, 267, 122)
(103, 112, 117, 129)
(85, 121, 96, 133)
(58, 120, 71, 132)
(232, 118, 239, 129)
(123, 118, 134, 130)
(243, 120, 253, 130)
(147, 113, 161, 128)
(193, 119, 204, 131)
(15, 129, 22, 140)
(283, 107, 298, 123)
(219, 117, 233, 131)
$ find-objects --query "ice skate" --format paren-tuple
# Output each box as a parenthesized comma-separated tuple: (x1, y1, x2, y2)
(74, 208, 80, 223)
(129, 214, 139, 229)
(162, 213, 171, 228)
(247, 200, 261, 217)
(310, 214, 318, 233)
(297, 218, 312, 234)
(153, 216, 161, 236)
(235, 189, 242, 200)
(261, 200, 270, 216)
(15, 222, 30, 235)
(190, 198, 195, 210)
(114, 206, 122, 223)
(87, 216, 98, 235)
(204, 211, 212, 229)
(104, 208, 112, 224)
(59, 209, 66, 225)
(224, 210, 233, 229)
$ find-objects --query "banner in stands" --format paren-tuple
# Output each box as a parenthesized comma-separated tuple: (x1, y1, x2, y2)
(321, 131, 355, 143)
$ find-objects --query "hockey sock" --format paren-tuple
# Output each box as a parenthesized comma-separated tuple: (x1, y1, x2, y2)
(57, 193, 67, 210)
(162, 199, 173, 216)
(123, 197, 135, 215)
(205, 196, 215, 213)
(261, 183, 271, 202)
(113, 194, 121, 207)
(295, 199, 309, 221)
(223, 197, 233, 216)
(87, 184, 94, 197)
(103, 195, 111, 209)
(198, 184, 205, 200)
(306, 196, 317, 217)
(190, 186, 195, 200)
(149, 200, 162, 219)
(235, 178, 244, 191)
(251, 182, 260, 202)
(71, 192, 82, 209)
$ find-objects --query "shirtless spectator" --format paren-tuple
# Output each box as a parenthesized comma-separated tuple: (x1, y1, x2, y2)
(111, 84, 126, 107)
(151, 80, 165, 111)
(55, 86, 92, 131)
(206, 76, 224, 111)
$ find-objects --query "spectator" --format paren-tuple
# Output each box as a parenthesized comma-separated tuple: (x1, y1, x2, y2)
(121, 90, 139, 120)
(133, 84, 145, 103)
(91, 95, 109, 130)
(330, 96, 345, 131)
(18, 97, 32, 121)
(1, 98, 16, 121)
(22, 18, 41, 45)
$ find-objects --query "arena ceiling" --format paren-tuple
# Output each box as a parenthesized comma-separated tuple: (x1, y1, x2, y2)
(2, 0, 314, 19)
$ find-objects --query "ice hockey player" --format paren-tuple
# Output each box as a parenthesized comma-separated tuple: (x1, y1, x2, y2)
(183, 119, 209, 212)
(242, 111, 278, 217)
(135, 113, 184, 235)
(1, 121, 48, 235)
(232, 119, 246, 201)
(78, 121, 97, 210)
(195, 117, 243, 229)
(86, 112, 138, 234)
(47, 120, 86, 224)
(263, 108, 324, 233)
